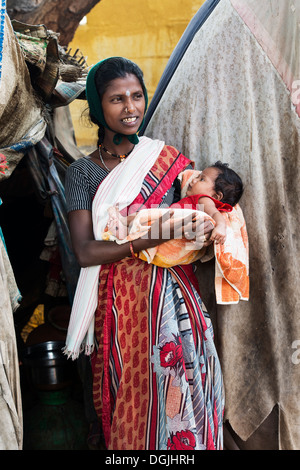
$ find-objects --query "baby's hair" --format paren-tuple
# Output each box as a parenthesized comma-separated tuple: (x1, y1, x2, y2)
(211, 161, 244, 206)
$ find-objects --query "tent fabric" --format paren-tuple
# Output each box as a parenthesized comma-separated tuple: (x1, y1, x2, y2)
(144, 0, 300, 449)
(0, 231, 23, 450)
(0, 0, 5, 84)
(0, 3, 82, 449)
(0, 1, 23, 450)
(231, 0, 300, 118)
(26, 138, 80, 302)
(0, 13, 46, 181)
(53, 106, 85, 161)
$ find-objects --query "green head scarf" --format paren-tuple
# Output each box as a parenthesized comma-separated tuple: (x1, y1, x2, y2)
(85, 57, 148, 145)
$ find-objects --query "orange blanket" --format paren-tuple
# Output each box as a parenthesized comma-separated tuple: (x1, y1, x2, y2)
(214, 204, 249, 304)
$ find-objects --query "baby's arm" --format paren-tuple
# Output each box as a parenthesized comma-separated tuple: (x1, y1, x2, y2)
(197, 196, 227, 244)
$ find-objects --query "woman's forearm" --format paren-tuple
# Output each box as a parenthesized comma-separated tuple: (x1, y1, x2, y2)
(72, 234, 167, 267)
(74, 239, 129, 267)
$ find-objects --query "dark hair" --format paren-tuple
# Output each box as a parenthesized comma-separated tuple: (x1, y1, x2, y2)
(211, 161, 244, 206)
(91, 57, 147, 144)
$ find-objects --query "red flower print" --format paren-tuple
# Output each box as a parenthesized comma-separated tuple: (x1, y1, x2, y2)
(0, 154, 8, 175)
(160, 335, 183, 368)
(167, 430, 196, 450)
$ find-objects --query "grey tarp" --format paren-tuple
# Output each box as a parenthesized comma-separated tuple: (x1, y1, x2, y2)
(0, 225, 22, 450)
(0, 13, 46, 181)
(144, 0, 300, 450)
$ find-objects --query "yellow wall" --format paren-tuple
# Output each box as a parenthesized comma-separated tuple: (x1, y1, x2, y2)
(69, 0, 205, 148)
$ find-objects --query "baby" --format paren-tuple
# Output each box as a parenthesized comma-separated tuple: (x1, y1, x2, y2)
(102, 161, 247, 301)
(103, 161, 243, 247)
(175, 160, 244, 244)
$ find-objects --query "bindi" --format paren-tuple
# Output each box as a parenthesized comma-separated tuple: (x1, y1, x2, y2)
(125, 90, 131, 97)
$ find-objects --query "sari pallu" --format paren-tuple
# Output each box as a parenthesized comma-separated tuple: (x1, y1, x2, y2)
(92, 145, 224, 450)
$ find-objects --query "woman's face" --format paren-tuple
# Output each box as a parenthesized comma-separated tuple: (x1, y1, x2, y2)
(101, 73, 146, 137)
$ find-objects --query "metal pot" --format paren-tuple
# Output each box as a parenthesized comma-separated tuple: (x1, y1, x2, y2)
(22, 341, 75, 390)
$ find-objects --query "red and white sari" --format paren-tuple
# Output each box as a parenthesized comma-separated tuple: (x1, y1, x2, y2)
(65, 136, 224, 450)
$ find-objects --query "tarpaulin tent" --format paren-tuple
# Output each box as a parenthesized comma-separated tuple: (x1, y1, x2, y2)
(0, 3, 85, 448)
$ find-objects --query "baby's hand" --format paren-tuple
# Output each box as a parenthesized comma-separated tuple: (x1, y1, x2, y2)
(210, 226, 226, 244)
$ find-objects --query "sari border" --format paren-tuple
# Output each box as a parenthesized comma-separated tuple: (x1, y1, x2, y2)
(130, 145, 193, 211)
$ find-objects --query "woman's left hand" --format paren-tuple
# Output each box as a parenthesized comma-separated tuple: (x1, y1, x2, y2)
(184, 214, 214, 247)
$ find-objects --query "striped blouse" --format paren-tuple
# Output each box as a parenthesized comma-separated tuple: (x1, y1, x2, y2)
(65, 157, 184, 213)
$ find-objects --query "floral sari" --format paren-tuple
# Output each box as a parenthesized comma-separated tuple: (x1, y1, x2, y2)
(92, 144, 224, 450)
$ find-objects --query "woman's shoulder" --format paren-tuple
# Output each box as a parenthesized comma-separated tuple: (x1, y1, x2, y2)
(67, 156, 94, 172)
(65, 156, 107, 211)
(66, 156, 107, 178)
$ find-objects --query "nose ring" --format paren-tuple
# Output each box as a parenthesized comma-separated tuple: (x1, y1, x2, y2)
(125, 107, 128, 113)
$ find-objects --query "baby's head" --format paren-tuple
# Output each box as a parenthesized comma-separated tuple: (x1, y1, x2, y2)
(185, 161, 244, 206)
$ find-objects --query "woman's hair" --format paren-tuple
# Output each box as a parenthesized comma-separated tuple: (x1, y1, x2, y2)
(211, 161, 244, 206)
(90, 57, 147, 145)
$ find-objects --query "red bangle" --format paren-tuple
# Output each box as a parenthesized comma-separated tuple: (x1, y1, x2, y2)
(129, 241, 137, 258)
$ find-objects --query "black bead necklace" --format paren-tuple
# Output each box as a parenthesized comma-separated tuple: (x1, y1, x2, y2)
(100, 144, 134, 162)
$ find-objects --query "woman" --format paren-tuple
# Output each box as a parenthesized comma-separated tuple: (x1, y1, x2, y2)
(64, 57, 224, 450)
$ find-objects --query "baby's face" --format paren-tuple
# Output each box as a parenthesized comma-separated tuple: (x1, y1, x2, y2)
(186, 167, 220, 198)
